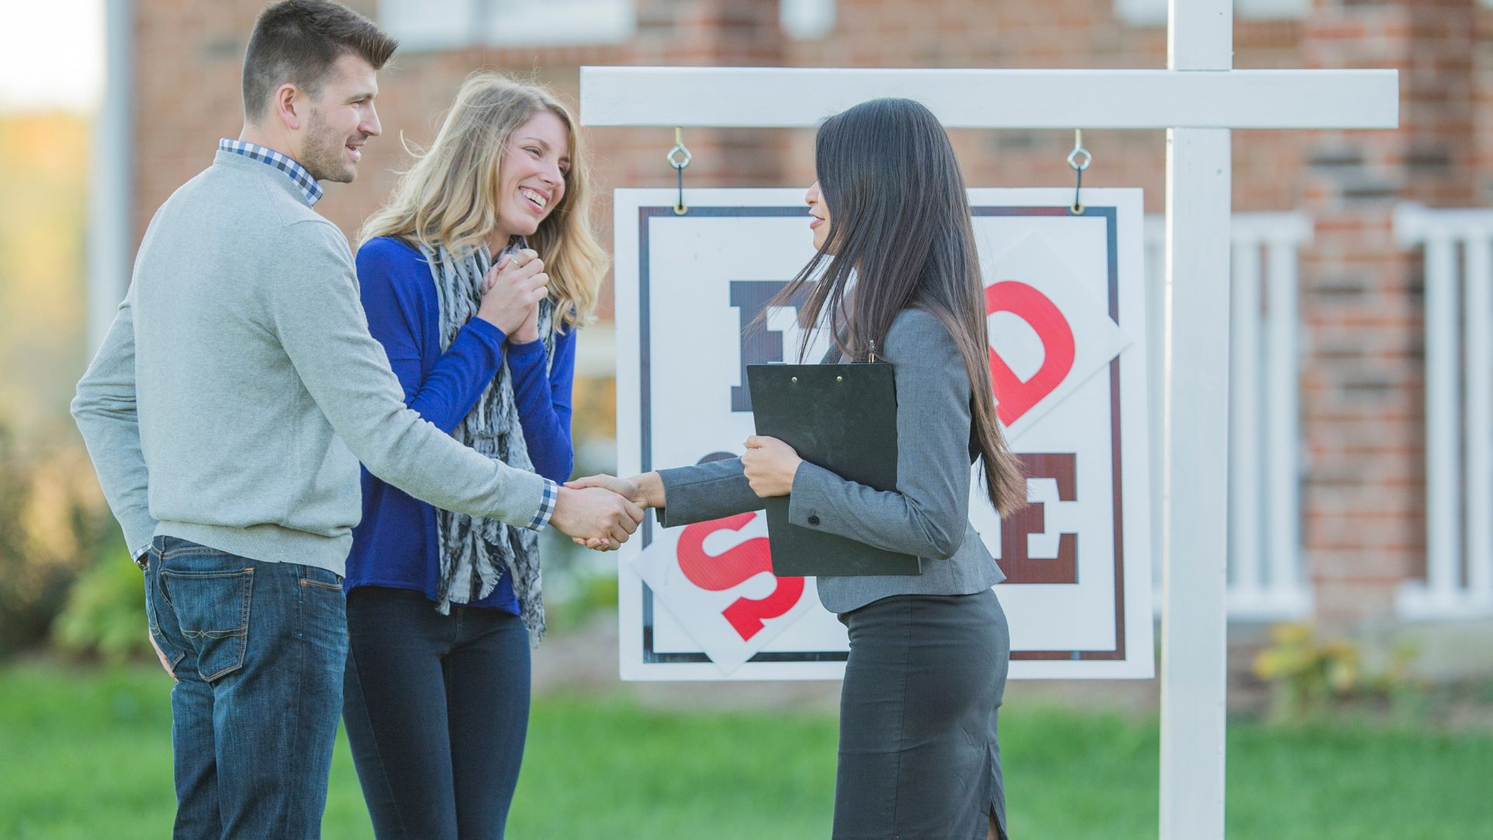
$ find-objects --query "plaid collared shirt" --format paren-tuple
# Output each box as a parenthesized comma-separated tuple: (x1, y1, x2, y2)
(529, 478, 558, 531)
(218, 138, 324, 206)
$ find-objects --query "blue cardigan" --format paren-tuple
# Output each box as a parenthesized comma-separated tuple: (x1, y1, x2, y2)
(344, 236, 576, 612)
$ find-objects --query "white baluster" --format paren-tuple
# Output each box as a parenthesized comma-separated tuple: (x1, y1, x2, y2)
(1423, 233, 1461, 611)
(1464, 233, 1493, 609)
(1265, 229, 1307, 614)
(1229, 239, 1263, 608)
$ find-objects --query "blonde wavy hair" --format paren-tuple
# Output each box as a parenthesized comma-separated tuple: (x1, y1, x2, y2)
(360, 72, 606, 331)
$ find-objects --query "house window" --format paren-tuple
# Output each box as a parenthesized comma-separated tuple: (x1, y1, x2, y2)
(782, 0, 835, 40)
(378, 0, 636, 51)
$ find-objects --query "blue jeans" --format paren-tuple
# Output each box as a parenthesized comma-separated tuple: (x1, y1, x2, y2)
(145, 536, 348, 839)
(341, 586, 531, 840)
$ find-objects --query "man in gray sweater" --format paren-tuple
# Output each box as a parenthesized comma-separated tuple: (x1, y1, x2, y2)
(70, 2, 639, 836)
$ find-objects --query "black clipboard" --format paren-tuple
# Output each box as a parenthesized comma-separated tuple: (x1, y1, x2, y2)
(746, 362, 922, 578)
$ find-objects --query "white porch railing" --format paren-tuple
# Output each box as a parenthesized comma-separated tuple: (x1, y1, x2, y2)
(1146, 213, 1314, 619)
(1395, 204, 1493, 618)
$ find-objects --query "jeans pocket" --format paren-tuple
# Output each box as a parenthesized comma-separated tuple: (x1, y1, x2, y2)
(160, 566, 255, 682)
(297, 566, 348, 662)
(143, 553, 184, 678)
(298, 567, 344, 593)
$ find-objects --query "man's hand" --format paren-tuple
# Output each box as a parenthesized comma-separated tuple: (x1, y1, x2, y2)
(549, 485, 644, 551)
(566, 472, 663, 508)
(148, 630, 177, 681)
(742, 435, 802, 498)
(566, 473, 664, 550)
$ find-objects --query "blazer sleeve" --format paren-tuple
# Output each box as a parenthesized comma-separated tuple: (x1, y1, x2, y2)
(785, 310, 974, 560)
(656, 457, 766, 527)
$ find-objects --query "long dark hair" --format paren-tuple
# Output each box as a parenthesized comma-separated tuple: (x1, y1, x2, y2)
(774, 97, 1026, 516)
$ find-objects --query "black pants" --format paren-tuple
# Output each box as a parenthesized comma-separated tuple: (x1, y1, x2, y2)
(342, 586, 531, 840)
(834, 589, 1011, 840)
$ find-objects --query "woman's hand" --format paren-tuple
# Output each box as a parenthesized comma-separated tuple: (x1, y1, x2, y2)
(566, 473, 663, 549)
(567, 472, 661, 509)
(511, 302, 541, 344)
(741, 435, 802, 498)
(477, 248, 547, 336)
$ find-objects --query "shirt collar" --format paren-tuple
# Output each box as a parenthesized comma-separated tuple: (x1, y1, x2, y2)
(218, 138, 324, 206)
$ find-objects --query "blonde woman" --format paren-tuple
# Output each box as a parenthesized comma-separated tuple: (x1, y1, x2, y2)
(341, 73, 606, 839)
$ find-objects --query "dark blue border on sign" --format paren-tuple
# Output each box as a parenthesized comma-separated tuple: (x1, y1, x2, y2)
(638, 204, 1126, 665)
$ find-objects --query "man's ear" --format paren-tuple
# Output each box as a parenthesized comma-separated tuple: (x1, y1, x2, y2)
(273, 83, 303, 131)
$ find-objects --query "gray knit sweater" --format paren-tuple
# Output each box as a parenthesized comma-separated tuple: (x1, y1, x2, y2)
(72, 151, 548, 575)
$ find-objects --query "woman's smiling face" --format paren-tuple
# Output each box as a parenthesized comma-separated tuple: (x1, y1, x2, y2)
(496, 109, 570, 239)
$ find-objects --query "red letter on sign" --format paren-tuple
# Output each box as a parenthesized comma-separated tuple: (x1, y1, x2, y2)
(676, 513, 805, 642)
(1000, 453, 1079, 585)
(985, 282, 1076, 426)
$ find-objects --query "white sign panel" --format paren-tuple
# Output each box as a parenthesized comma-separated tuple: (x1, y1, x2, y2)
(615, 188, 1154, 680)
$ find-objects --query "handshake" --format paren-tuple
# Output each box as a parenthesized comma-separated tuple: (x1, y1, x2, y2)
(547, 471, 666, 551)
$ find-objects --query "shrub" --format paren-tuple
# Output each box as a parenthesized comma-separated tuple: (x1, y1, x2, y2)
(0, 419, 121, 659)
(52, 543, 150, 664)
(1252, 622, 1418, 722)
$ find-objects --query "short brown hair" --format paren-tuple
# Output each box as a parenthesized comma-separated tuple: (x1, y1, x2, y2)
(242, 0, 397, 121)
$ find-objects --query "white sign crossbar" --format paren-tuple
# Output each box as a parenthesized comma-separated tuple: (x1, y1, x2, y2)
(580, 67, 1397, 130)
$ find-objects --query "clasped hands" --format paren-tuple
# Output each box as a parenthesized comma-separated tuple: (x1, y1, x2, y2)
(477, 248, 548, 343)
(563, 435, 802, 551)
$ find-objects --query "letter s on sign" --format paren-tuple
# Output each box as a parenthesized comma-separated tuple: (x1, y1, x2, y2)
(676, 512, 805, 642)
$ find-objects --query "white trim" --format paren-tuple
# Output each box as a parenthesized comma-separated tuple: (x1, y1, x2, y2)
(378, 0, 635, 51)
(86, 0, 132, 355)
(781, 0, 835, 40)
(1395, 204, 1493, 619)
(482, 0, 634, 47)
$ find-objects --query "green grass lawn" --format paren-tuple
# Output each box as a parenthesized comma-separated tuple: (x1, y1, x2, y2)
(2, 662, 1490, 839)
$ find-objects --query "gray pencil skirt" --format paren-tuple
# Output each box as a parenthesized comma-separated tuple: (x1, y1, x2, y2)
(833, 588, 1011, 840)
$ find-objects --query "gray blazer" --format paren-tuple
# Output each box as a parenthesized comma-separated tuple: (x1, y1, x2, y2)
(657, 308, 1007, 615)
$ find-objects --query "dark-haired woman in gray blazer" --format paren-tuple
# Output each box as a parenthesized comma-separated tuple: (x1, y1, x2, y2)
(572, 97, 1026, 840)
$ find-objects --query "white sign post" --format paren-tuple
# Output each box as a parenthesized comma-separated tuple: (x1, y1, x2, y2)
(580, 3, 1397, 835)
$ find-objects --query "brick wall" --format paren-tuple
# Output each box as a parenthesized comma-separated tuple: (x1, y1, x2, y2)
(1296, 0, 1478, 621)
(129, 0, 1479, 625)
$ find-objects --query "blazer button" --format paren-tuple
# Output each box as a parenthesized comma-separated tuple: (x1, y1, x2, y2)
(807, 514, 821, 526)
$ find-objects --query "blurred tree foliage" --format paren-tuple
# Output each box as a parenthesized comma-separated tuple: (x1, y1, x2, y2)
(0, 419, 120, 659)
(0, 113, 90, 441)
(0, 112, 130, 659)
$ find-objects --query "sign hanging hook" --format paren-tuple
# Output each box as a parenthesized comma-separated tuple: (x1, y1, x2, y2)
(667, 126, 692, 216)
(1067, 129, 1092, 215)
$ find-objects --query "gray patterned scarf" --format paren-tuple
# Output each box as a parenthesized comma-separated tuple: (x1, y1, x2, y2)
(420, 240, 554, 645)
